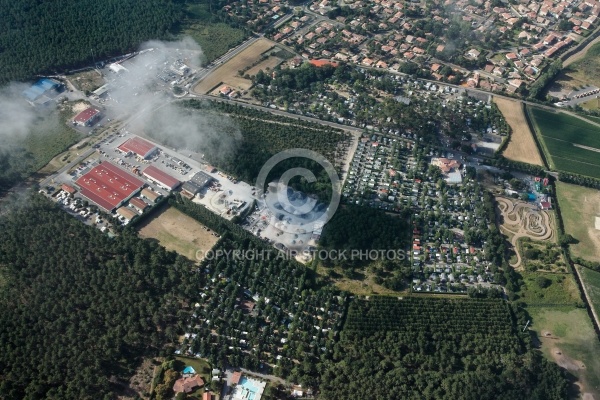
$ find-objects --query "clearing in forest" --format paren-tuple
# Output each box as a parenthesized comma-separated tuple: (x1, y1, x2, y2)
(138, 206, 219, 261)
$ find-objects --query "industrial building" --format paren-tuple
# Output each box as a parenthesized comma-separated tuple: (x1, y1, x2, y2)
(129, 197, 149, 212)
(141, 188, 162, 203)
(22, 78, 63, 105)
(117, 136, 158, 159)
(181, 171, 214, 195)
(75, 161, 145, 212)
(142, 165, 180, 191)
(116, 206, 138, 222)
(73, 107, 101, 126)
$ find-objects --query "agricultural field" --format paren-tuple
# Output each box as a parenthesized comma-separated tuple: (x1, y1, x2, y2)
(528, 107, 600, 178)
(516, 271, 582, 306)
(527, 307, 600, 398)
(245, 56, 283, 77)
(138, 206, 219, 261)
(319, 297, 569, 400)
(193, 39, 275, 94)
(579, 266, 600, 321)
(494, 97, 544, 166)
(556, 181, 600, 262)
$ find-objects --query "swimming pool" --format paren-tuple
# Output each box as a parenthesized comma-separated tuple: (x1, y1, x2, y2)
(233, 376, 266, 400)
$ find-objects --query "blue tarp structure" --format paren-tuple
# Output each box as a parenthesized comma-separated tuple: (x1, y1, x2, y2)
(22, 78, 61, 102)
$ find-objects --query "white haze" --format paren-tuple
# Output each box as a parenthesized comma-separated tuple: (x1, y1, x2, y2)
(107, 37, 241, 161)
(0, 83, 59, 148)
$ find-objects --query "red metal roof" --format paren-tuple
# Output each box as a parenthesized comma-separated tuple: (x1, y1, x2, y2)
(73, 107, 100, 123)
(117, 136, 157, 158)
(309, 59, 339, 67)
(143, 165, 180, 189)
(75, 161, 144, 211)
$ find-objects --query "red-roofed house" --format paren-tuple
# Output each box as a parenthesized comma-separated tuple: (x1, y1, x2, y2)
(173, 375, 204, 394)
(73, 108, 100, 126)
(142, 165, 181, 191)
(117, 136, 158, 159)
(75, 162, 144, 212)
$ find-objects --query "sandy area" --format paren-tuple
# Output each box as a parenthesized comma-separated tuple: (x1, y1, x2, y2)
(194, 39, 274, 94)
(71, 101, 89, 114)
(494, 97, 544, 166)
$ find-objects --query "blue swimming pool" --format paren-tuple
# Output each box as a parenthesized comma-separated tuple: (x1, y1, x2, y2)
(238, 376, 258, 400)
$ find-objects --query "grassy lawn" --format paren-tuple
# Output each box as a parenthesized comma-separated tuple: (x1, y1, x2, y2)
(559, 42, 600, 89)
(527, 307, 600, 397)
(579, 266, 600, 316)
(23, 104, 84, 175)
(516, 271, 583, 306)
(138, 206, 219, 261)
(555, 181, 600, 262)
(528, 107, 600, 178)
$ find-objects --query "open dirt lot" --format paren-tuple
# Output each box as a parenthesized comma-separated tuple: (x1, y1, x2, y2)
(494, 97, 544, 166)
(138, 206, 219, 262)
(556, 181, 600, 262)
(529, 307, 600, 400)
(194, 39, 274, 94)
(496, 196, 554, 268)
(245, 56, 283, 76)
(68, 70, 105, 93)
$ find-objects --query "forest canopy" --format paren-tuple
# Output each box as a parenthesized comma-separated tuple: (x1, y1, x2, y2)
(0, 195, 197, 399)
(0, 0, 180, 83)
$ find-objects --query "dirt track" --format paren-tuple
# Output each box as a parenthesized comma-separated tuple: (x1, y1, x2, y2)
(496, 197, 554, 268)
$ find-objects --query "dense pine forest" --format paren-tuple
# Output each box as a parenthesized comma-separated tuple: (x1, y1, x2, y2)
(0, 195, 198, 399)
(319, 297, 569, 400)
(0, 0, 180, 83)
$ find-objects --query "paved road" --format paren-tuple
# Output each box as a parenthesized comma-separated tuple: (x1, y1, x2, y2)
(188, 93, 364, 134)
(39, 147, 96, 189)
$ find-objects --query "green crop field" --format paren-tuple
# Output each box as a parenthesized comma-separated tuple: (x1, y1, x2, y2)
(528, 107, 600, 178)
(580, 266, 600, 317)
